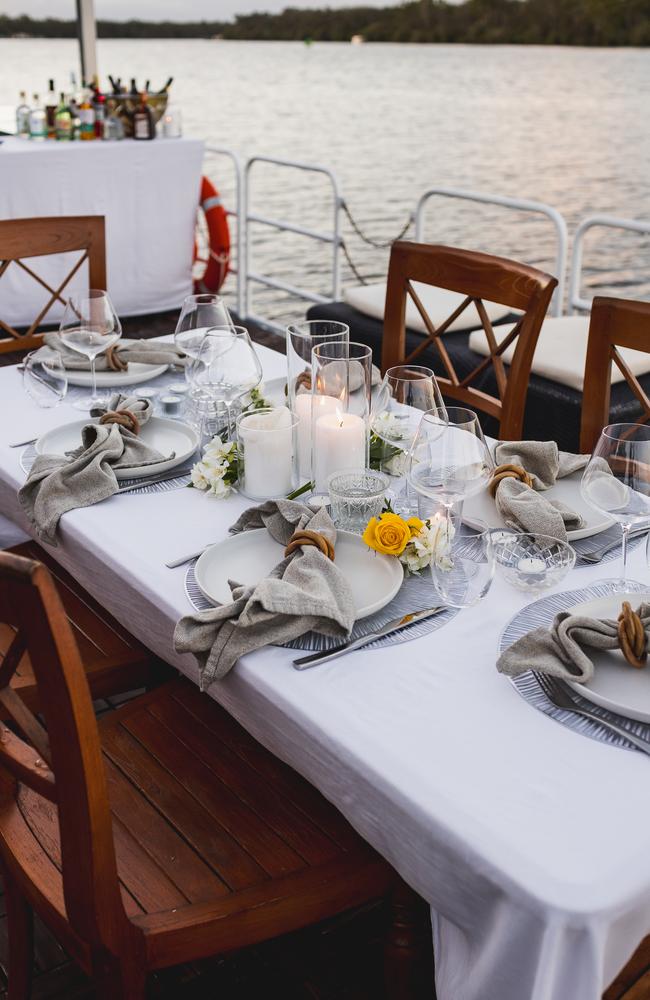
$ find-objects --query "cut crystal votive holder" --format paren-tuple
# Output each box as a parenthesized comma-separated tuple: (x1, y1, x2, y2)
(328, 469, 390, 534)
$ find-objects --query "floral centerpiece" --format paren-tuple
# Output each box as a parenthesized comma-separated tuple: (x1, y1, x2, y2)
(362, 505, 454, 575)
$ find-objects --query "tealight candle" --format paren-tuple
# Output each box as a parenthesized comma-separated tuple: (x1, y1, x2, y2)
(312, 411, 366, 492)
(161, 395, 181, 416)
(294, 393, 338, 478)
(238, 407, 297, 500)
(517, 556, 546, 577)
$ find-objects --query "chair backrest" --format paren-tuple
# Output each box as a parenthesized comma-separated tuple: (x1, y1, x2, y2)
(580, 296, 650, 453)
(382, 242, 558, 440)
(0, 550, 133, 956)
(0, 216, 106, 354)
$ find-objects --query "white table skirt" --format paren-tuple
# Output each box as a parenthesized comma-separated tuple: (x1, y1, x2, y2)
(0, 137, 204, 326)
(1, 348, 650, 1000)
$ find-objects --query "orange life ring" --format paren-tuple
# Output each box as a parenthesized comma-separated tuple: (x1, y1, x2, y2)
(193, 177, 230, 294)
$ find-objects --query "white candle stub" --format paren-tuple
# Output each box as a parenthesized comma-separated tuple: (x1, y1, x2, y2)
(517, 556, 547, 576)
(312, 411, 366, 490)
(240, 407, 294, 499)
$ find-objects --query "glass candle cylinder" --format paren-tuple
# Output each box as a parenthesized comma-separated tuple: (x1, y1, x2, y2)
(286, 320, 349, 481)
(311, 341, 372, 497)
(237, 406, 299, 501)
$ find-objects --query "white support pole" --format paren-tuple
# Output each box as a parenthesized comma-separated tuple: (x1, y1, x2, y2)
(76, 0, 98, 84)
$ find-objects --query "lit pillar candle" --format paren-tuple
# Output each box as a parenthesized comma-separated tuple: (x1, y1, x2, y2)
(295, 393, 338, 479)
(313, 411, 366, 491)
(239, 407, 295, 499)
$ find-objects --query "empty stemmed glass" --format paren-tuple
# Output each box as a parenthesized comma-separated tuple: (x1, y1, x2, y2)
(58, 290, 122, 410)
(408, 406, 494, 524)
(370, 365, 444, 514)
(174, 293, 234, 377)
(581, 423, 650, 592)
(187, 326, 263, 440)
(22, 350, 67, 408)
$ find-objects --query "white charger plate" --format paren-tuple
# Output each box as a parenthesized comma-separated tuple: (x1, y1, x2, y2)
(65, 362, 169, 387)
(566, 591, 650, 722)
(463, 470, 614, 542)
(34, 417, 198, 480)
(194, 528, 404, 619)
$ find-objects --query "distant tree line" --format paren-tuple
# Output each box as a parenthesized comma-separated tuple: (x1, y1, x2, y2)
(2, 0, 649, 46)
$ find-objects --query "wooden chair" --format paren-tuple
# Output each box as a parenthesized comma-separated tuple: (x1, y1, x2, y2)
(0, 550, 431, 999)
(0, 216, 106, 355)
(1, 541, 169, 712)
(580, 296, 650, 453)
(382, 242, 558, 440)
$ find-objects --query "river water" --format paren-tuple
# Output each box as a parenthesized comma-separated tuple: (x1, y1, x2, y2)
(1, 38, 649, 322)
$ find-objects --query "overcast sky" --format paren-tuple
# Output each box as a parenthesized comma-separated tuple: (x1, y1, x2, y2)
(4, 0, 403, 21)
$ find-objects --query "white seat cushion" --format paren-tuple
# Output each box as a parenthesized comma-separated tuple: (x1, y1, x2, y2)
(468, 315, 650, 392)
(343, 282, 515, 335)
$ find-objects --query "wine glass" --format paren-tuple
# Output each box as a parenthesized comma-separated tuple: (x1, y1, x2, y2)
(581, 423, 650, 591)
(174, 293, 234, 377)
(58, 290, 122, 411)
(370, 365, 445, 514)
(22, 350, 67, 408)
(187, 326, 262, 439)
(430, 520, 495, 608)
(408, 407, 494, 527)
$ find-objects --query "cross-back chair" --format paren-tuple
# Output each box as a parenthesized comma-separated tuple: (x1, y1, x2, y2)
(0, 550, 430, 999)
(0, 216, 106, 355)
(382, 242, 558, 440)
(580, 296, 650, 453)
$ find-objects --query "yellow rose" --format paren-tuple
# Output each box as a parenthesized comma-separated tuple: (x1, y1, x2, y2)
(406, 517, 424, 537)
(362, 512, 411, 556)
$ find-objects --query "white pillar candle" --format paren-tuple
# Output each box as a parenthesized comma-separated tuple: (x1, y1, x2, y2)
(239, 407, 294, 499)
(295, 393, 338, 479)
(313, 412, 366, 490)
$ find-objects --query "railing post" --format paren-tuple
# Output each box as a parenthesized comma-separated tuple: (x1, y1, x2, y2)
(568, 214, 650, 315)
(202, 146, 246, 318)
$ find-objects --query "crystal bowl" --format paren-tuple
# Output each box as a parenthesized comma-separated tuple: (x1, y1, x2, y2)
(492, 532, 576, 593)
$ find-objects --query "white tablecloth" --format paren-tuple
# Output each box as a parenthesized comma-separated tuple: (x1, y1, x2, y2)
(1, 349, 650, 1000)
(0, 137, 204, 326)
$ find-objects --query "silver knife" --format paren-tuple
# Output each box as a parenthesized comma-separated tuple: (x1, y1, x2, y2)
(116, 466, 193, 494)
(292, 606, 445, 670)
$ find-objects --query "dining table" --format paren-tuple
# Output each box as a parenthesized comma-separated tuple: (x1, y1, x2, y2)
(1, 341, 650, 1000)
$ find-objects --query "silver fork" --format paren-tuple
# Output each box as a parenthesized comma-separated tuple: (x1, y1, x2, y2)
(534, 672, 650, 755)
(575, 526, 650, 564)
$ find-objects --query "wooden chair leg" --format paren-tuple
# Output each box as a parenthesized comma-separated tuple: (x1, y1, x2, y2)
(3, 870, 34, 1000)
(384, 880, 435, 1000)
(92, 952, 147, 1000)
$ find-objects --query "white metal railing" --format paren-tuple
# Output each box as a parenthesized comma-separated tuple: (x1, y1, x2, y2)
(568, 214, 650, 314)
(414, 187, 568, 317)
(244, 155, 344, 332)
(203, 146, 246, 317)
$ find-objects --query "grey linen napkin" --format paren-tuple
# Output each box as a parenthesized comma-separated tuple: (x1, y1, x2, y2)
(19, 394, 169, 546)
(497, 603, 650, 683)
(174, 500, 356, 688)
(42, 332, 186, 371)
(492, 440, 590, 541)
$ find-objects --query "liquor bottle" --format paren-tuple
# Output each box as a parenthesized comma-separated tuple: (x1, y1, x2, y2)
(92, 77, 106, 139)
(15, 91, 30, 137)
(132, 92, 155, 140)
(78, 88, 95, 141)
(103, 99, 124, 141)
(45, 78, 57, 138)
(54, 93, 73, 141)
(28, 94, 47, 141)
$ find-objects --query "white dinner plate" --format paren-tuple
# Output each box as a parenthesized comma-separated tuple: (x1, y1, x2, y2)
(463, 471, 614, 542)
(34, 417, 199, 480)
(564, 591, 650, 723)
(194, 528, 404, 619)
(65, 361, 169, 387)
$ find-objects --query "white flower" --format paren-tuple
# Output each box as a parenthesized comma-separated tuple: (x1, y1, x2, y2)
(372, 411, 410, 443)
(206, 475, 231, 499)
(383, 451, 409, 477)
(191, 461, 210, 490)
(399, 515, 455, 575)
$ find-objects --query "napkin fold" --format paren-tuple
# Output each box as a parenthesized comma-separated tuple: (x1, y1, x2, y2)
(174, 500, 356, 688)
(43, 332, 186, 371)
(497, 603, 650, 683)
(19, 393, 169, 546)
(492, 440, 590, 541)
